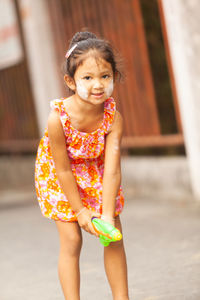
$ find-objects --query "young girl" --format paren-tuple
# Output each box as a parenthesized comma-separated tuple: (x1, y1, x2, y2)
(35, 31, 129, 300)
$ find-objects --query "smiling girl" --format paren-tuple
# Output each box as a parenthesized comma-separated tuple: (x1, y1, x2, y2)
(35, 31, 129, 300)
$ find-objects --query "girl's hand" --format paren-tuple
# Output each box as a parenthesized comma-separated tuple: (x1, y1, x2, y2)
(77, 208, 100, 237)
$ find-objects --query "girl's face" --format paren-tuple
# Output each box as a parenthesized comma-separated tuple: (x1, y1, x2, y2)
(73, 56, 114, 105)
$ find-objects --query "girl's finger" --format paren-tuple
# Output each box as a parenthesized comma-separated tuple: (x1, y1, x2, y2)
(88, 221, 99, 237)
(82, 222, 95, 236)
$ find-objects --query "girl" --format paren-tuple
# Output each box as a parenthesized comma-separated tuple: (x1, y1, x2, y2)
(35, 31, 129, 300)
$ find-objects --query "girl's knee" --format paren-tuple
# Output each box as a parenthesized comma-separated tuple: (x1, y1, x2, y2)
(56, 221, 82, 256)
(62, 231, 82, 256)
(108, 239, 124, 249)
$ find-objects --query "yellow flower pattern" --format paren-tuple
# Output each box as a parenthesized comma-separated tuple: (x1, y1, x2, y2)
(35, 97, 124, 222)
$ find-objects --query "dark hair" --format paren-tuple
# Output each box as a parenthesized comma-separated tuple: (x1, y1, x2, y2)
(64, 31, 122, 80)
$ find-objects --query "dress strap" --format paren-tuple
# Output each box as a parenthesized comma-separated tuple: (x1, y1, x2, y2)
(103, 97, 116, 134)
(50, 98, 70, 135)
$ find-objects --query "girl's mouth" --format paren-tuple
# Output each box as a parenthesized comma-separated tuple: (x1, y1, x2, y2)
(92, 92, 104, 99)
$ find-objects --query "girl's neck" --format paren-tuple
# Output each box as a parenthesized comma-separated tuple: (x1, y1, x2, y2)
(72, 94, 105, 115)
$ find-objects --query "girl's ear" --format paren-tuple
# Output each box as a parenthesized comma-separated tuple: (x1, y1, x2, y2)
(64, 75, 76, 91)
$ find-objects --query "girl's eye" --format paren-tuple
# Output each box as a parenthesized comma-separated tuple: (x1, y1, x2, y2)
(102, 74, 110, 79)
(83, 76, 91, 80)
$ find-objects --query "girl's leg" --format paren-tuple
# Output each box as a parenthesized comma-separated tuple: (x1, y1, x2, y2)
(104, 216, 129, 300)
(56, 220, 82, 300)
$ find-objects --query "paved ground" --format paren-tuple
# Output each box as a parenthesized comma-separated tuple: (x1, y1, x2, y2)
(1, 192, 200, 300)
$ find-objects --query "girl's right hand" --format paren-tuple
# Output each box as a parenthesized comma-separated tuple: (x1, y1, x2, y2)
(77, 208, 100, 237)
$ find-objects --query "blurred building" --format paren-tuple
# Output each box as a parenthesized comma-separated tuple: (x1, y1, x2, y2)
(0, 0, 183, 151)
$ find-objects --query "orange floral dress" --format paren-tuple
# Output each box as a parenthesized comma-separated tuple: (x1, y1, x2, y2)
(35, 97, 124, 222)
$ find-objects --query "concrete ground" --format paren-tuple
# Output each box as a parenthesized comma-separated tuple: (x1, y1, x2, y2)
(1, 156, 200, 299)
(1, 191, 200, 300)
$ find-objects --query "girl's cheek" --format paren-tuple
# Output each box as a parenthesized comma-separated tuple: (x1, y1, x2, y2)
(76, 80, 89, 100)
(105, 79, 114, 98)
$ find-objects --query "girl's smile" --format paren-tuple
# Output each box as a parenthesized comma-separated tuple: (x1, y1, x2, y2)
(91, 92, 104, 99)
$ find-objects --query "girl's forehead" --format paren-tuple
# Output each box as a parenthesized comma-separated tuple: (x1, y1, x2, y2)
(76, 56, 112, 74)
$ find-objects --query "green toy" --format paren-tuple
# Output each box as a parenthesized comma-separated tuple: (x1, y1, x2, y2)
(91, 217, 122, 247)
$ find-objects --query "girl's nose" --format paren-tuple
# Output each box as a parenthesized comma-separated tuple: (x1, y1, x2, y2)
(93, 79, 103, 89)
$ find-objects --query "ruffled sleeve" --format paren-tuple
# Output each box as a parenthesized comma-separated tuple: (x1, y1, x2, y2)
(50, 99, 63, 112)
(103, 97, 116, 134)
(50, 99, 70, 136)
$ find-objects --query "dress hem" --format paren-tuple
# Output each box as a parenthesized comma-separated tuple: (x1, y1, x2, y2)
(40, 207, 124, 223)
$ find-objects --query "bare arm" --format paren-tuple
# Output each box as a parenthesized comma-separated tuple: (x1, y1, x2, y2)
(48, 110, 84, 213)
(48, 110, 99, 235)
(102, 111, 123, 222)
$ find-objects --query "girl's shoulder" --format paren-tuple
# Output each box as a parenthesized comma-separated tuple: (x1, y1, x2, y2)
(106, 110, 123, 135)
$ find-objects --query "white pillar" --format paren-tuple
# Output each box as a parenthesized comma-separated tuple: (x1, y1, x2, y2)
(161, 0, 200, 199)
(18, 0, 62, 135)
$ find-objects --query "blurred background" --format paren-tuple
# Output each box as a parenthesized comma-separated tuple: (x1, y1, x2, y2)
(1, 1, 200, 299)
(2, 0, 200, 200)
(0, 0, 184, 155)
(1, 0, 193, 198)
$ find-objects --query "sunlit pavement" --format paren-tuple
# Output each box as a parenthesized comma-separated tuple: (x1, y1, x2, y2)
(1, 191, 200, 300)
